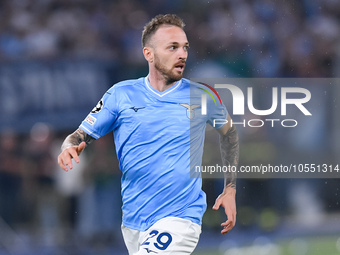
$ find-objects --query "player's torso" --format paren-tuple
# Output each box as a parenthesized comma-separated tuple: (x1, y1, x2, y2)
(110, 78, 208, 230)
(116, 89, 192, 140)
(112, 78, 205, 172)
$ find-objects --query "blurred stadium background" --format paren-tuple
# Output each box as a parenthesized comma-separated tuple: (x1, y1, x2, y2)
(0, 0, 340, 254)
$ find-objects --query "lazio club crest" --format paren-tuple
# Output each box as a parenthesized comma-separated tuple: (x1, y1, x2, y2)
(180, 104, 200, 119)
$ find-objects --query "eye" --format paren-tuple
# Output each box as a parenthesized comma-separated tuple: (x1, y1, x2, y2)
(184, 45, 189, 51)
(169, 46, 176, 50)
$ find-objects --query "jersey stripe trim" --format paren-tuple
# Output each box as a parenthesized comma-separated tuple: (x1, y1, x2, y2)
(79, 124, 100, 139)
(144, 76, 182, 97)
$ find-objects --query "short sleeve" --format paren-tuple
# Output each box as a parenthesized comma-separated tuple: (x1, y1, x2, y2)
(79, 86, 118, 139)
(207, 101, 228, 129)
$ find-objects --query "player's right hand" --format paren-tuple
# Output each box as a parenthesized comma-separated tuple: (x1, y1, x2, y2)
(57, 142, 86, 172)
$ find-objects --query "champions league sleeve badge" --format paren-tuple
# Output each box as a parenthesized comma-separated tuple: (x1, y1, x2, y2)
(91, 99, 104, 114)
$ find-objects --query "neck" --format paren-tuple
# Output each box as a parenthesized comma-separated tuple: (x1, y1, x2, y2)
(147, 69, 178, 92)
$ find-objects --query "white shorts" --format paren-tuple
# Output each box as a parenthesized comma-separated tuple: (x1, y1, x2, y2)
(121, 217, 201, 255)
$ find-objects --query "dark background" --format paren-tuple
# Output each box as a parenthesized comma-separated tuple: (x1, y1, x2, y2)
(0, 0, 339, 254)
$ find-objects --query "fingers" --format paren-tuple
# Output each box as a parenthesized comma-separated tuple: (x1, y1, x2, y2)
(221, 207, 236, 234)
(57, 155, 69, 172)
(214, 192, 237, 234)
(77, 142, 86, 155)
(69, 147, 80, 164)
(59, 151, 73, 171)
(57, 146, 82, 172)
(221, 219, 235, 234)
(212, 196, 222, 210)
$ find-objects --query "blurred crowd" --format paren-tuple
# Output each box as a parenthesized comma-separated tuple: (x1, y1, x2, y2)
(0, 125, 123, 250)
(0, 0, 340, 252)
(0, 0, 339, 77)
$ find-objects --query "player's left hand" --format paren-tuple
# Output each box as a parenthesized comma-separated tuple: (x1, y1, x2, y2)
(212, 187, 236, 235)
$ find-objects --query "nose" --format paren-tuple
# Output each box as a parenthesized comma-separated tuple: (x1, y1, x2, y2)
(179, 47, 187, 60)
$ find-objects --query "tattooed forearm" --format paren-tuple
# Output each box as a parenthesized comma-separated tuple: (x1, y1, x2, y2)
(220, 125, 239, 190)
(61, 128, 95, 151)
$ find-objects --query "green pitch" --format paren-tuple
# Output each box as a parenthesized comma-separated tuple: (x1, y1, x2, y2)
(193, 235, 340, 255)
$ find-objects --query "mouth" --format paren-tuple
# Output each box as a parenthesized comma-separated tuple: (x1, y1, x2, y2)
(174, 63, 185, 72)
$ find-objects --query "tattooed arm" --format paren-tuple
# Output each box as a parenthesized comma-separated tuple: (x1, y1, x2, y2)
(58, 128, 95, 171)
(220, 123, 239, 190)
(212, 115, 239, 234)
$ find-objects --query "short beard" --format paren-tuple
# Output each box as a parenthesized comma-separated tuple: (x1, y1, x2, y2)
(154, 55, 183, 85)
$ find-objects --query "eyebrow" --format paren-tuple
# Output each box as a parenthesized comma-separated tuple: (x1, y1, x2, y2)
(168, 42, 190, 46)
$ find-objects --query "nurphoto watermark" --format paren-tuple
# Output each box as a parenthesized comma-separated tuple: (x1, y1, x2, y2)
(189, 78, 339, 179)
(195, 79, 313, 128)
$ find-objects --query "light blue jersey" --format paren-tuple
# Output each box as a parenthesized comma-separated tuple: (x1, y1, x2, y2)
(80, 77, 227, 231)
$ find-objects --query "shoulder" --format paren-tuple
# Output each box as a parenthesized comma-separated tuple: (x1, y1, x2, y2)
(181, 78, 212, 90)
(178, 78, 204, 92)
(107, 77, 145, 94)
(180, 78, 212, 96)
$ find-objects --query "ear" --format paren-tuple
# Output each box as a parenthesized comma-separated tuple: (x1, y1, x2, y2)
(143, 47, 153, 63)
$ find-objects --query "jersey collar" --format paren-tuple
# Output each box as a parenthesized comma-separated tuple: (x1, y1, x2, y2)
(144, 76, 182, 97)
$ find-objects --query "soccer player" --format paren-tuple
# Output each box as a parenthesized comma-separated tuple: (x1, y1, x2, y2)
(58, 14, 239, 254)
